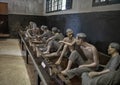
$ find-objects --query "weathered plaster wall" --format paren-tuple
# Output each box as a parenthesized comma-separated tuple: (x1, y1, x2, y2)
(0, 0, 43, 15)
(8, 0, 43, 15)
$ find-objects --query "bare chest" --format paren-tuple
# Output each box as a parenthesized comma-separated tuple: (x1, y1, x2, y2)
(80, 46, 93, 59)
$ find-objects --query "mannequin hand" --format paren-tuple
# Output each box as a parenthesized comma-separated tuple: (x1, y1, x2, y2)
(88, 71, 99, 78)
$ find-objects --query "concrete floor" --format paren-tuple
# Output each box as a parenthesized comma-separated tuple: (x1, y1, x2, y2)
(0, 39, 31, 85)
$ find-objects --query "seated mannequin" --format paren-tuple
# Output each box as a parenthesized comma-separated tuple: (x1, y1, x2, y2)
(39, 25, 53, 43)
(25, 21, 34, 38)
(82, 42, 120, 85)
(55, 29, 76, 65)
(34, 26, 53, 55)
(42, 29, 65, 58)
(31, 25, 53, 44)
(26, 22, 40, 39)
(43, 27, 64, 54)
(61, 33, 99, 79)
(26, 22, 41, 47)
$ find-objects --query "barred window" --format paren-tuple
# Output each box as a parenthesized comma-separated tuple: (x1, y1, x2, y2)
(46, 0, 72, 13)
(92, 0, 120, 6)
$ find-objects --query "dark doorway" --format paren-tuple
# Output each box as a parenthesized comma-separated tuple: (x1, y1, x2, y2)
(0, 2, 9, 37)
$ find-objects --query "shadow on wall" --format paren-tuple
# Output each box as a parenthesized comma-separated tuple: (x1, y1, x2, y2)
(91, 41, 110, 54)
(46, 14, 81, 37)
(65, 14, 81, 37)
(46, 11, 120, 54)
